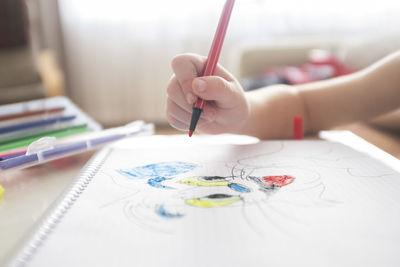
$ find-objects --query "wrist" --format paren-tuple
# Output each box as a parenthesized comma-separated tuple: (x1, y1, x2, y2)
(239, 85, 309, 139)
(235, 90, 264, 138)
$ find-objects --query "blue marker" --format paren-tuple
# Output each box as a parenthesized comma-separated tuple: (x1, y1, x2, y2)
(0, 115, 76, 134)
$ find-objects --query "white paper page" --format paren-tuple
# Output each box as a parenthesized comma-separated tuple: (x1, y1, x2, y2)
(23, 136, 400, 267)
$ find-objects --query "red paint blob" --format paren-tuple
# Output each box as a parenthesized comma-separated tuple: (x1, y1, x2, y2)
(263, 175, 295, 187)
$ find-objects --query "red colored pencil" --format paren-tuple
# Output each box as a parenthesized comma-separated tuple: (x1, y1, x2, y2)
(188, 0, 235, 137)
(0, 107, 65, 122)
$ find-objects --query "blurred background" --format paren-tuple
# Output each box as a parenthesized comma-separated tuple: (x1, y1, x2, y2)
(1, 0, 400, 127)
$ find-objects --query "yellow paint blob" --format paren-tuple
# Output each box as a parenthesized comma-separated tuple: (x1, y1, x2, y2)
(179, 176, 229, 187)
(186, 195, 240, 208)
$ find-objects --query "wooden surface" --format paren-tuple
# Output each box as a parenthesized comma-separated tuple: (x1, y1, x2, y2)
(335, 122, 400, 159)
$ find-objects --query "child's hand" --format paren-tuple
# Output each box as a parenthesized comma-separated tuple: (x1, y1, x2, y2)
(166, 53, 249, 134)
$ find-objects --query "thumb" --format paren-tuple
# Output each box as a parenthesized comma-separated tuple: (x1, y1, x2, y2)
(192, 76, 241, 109)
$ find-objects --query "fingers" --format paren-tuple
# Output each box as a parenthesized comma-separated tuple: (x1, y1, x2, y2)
(166, 113, 188, 131)
(167, 98, 192, 126)
(171, 53, 235, 105)
(167, 53, 245, 133)
(166, 97, 216, 131)
(166, 75, 194, 112)
(171, 55, 199, 105)
(192, 76, 242, 109)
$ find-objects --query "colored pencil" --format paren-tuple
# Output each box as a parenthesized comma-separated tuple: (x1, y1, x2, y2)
(0, 111, 65, 127)
(0, 124, 89, 152)
(0, 115, 76, 134)
(0, 107, 65, 122)
(188, 0, 235, 137)
(0, 151, 26, 161)
(0, 122, 153, 171)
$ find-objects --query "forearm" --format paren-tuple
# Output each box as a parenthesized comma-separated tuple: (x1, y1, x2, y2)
(241, 50, 400, 139)
(299, 50, 400, 132)
(370, 109, 400, 132)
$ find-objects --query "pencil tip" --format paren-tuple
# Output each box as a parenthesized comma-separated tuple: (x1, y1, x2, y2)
(188, 131, 193, 137)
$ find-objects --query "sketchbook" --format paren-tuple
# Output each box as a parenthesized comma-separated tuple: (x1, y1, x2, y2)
(7, 133, 400, 267)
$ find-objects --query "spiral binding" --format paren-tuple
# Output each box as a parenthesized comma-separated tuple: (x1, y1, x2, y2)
(6, 149, 112, 267)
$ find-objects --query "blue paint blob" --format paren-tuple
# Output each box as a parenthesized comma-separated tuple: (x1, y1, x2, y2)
(155, 204, 184, 219)
(228, 183, 251, 193)
(148, 177, 173, 189)
(118, 161, 197, 179)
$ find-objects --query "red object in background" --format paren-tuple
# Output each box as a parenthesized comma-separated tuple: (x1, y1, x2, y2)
(294, 115, 303, 140)
(309, 49, 353, 77)
(263, 175, 295, 187)
(259, 49, 353, 86)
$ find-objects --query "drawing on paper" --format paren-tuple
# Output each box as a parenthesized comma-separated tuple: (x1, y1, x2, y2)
(185, 193, 242, 208)
(154, 204, 184, 219)
(117, 160, 300, 217)
(113, 158, 308, 235)
(118, 161, 197, 190)
(118, 161, 197, 180)
(102, 140, 397, 235)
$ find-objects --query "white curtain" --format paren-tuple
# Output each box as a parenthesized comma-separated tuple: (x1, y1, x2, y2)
(58, 0, 400, 126)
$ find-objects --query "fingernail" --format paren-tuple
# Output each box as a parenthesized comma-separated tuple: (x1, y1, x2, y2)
(186, 92, 196, 104)
(194, 79, 206, 92)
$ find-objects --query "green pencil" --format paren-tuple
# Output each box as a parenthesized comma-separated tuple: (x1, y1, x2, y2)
(0, 124, 89, 152)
